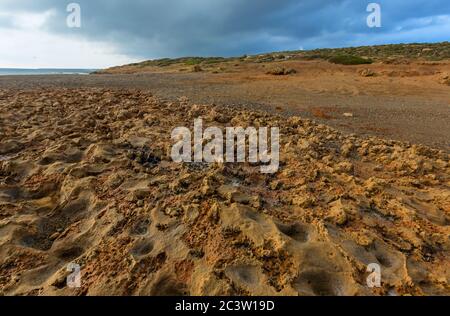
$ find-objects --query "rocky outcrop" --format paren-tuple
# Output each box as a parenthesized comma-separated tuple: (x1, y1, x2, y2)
(0, 88, 448, 296)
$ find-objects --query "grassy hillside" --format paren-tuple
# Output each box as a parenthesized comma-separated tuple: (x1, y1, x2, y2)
(99, 42, 450, 73)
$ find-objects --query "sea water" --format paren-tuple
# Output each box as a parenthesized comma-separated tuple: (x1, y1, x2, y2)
(0, 68, 96, 75)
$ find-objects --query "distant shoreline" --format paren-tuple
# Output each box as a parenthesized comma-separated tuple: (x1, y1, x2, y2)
(0, 68, 97, 76)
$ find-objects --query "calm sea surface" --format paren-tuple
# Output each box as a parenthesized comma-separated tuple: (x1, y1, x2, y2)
(0, 68, 96, 75)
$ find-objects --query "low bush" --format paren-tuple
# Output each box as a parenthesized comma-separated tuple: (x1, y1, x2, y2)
(266, 67, 297, 75)
(328, 55, 373, 65)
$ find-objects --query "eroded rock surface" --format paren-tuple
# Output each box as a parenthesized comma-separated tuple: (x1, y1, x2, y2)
(0, 89, 448, 296)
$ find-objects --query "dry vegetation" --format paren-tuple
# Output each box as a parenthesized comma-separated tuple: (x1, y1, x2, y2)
(97, 42, 450, 74)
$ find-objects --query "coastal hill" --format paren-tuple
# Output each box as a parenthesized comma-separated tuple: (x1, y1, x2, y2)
(97, 42, 450, 74)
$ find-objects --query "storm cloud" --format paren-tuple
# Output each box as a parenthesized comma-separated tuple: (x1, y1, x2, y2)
(1, 0, 449, 67)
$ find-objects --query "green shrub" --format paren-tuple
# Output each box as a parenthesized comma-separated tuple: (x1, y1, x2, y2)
(202, 57, 226, 64)
(328, 55, 373, 65)
(184, 57, 204, 66)
(192, 65, 203, 72)
(266, 67, 297, 75)
(155, 58, 177, 67)
(304, 54, 327, 60)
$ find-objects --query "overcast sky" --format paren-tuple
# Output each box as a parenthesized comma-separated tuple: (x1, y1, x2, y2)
(0, 0, 449, 68)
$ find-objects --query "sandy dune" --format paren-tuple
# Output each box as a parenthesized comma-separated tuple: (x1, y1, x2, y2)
(0, 88, 448, 296)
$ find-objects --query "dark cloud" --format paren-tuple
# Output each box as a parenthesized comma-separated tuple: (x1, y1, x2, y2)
(1, 0, 449, 59)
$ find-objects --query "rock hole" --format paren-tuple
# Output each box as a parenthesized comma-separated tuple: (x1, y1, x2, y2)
(294, 270, 343, 296)
(375, 253, 392, 268)
(56, 246, 84, 261)
(277, 222, 309, 242)
(131, 239, 154, 257)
